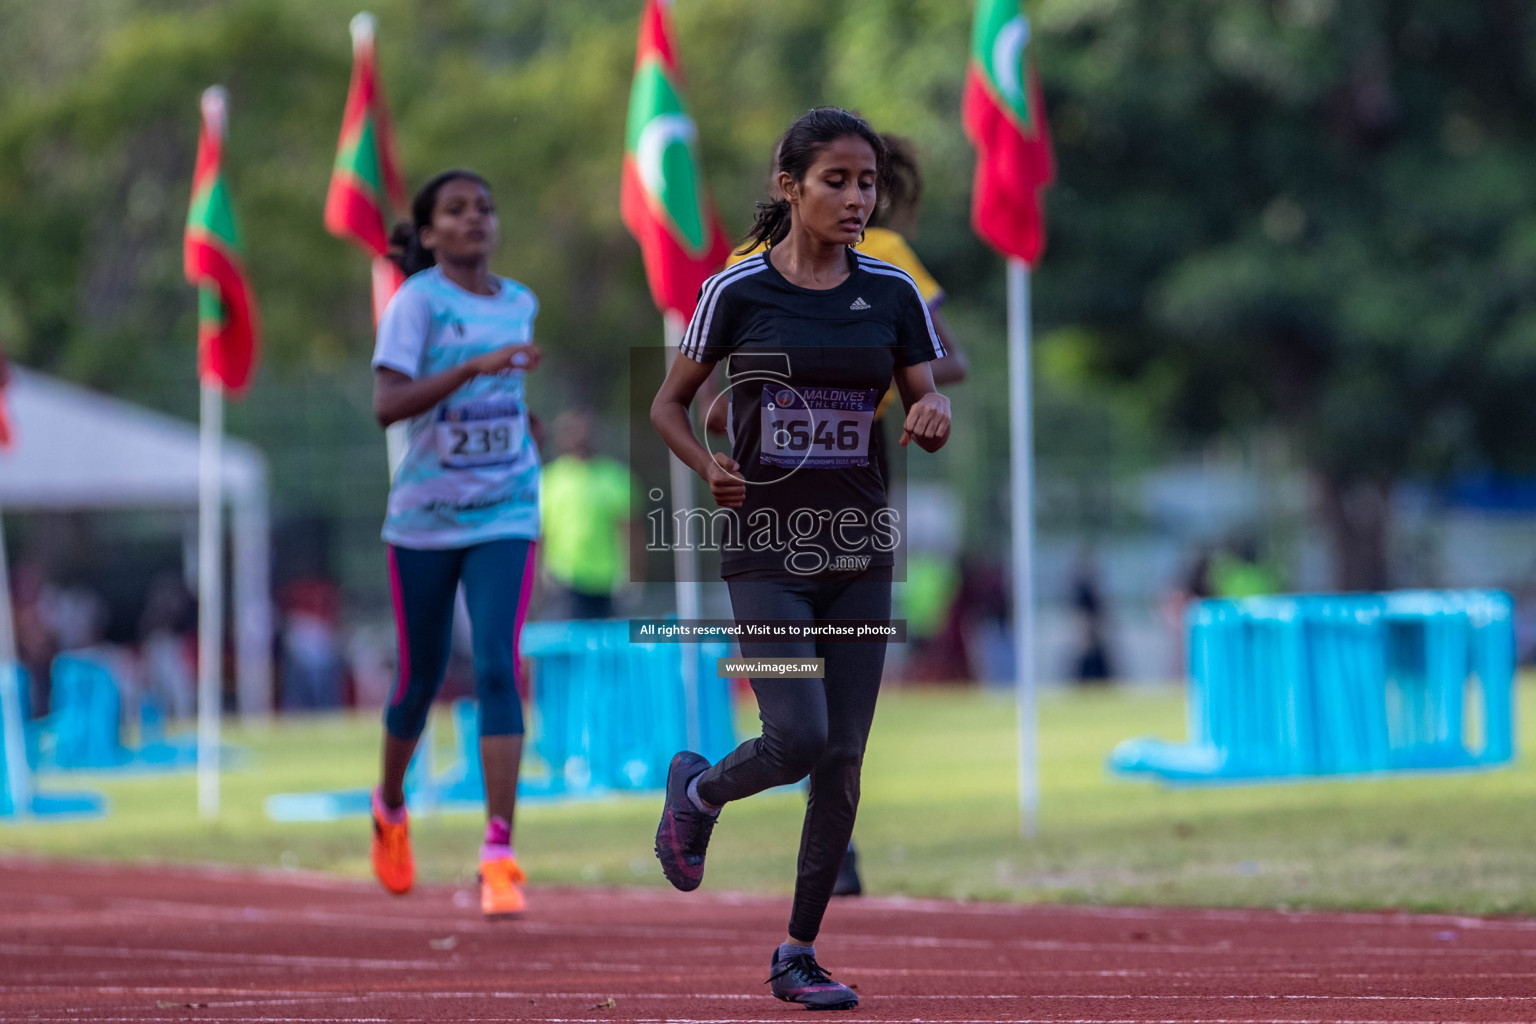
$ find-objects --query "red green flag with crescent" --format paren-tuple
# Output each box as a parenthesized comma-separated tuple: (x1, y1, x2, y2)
(621, 0, 731, 319)
(963, 0, 1056, 265)
(325, 12, 408, 321)
(185, 86, 260, 394)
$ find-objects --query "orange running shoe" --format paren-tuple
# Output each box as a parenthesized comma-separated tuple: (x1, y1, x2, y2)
(479, 854, 527, 920)
(370, 796, 414, 896)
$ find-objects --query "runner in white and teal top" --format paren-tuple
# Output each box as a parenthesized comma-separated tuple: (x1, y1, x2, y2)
(365, 169, 542, 922)
(373, 263, 541, 548)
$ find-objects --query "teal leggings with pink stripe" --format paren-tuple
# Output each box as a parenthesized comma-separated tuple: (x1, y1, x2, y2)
(385, 538, 535, 739)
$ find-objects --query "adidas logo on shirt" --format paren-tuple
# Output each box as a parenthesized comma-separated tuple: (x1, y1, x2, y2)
(849, 297, 871, 311)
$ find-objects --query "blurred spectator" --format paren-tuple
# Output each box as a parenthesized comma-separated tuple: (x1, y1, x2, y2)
(897, 553, 961, 682)
(539, 409, 638, 619)
(277, 577, 345, 711)
(38, 580, 107, 651)
(1210, 534, 1281, 598)
(137, 572, 196, 720)
(347, 621, 397, 710)
(11, 562, 56, 716)
(1514, 557, 1536, 666)
(956, 557, 1012, 685)
(1161, 547, 1214, 680)
(1068, 550, 1115, 684)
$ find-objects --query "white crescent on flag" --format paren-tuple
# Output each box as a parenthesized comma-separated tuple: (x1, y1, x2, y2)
(992, 15, 1030, 111)
(637, 112, 698, 202)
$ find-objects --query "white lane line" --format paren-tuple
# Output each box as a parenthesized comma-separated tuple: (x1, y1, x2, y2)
(2, 1016, 1511, 1024)
(828, 896, 1536, 934)
(64, 899, 788, 945)
(0, 942, 449, 971)
(14, 942, 1524, 989)
(1002, 937, 1536, 959)
(23, 896, 1536, 961)
(13, 973, 1535, 997)
(5, 857, 1535, 937)
(0, 857, 377, 894)
(26, 898, 1531, 961)
(338, 991, 1536, 1004)
(0, 968, 300, 984)
(13, 896, 998, 950)
(9, 989, 1534, 1013)
(511, 1019, 1536, 1024)
(21, 989, 1536, 1007)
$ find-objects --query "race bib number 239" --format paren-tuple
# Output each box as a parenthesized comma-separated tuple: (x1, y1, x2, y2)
(436, 398, 524, 469)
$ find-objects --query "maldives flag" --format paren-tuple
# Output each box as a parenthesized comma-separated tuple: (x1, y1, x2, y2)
(185, 86, 260, 394)
(621, 0, 731, 319)
(324, 12, 408, 322)
(963, 0, 1056, 265)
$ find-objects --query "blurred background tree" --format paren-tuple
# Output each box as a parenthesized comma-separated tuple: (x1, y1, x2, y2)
(1, 0, 1534, 596)
(1037, 0, 1536, 588)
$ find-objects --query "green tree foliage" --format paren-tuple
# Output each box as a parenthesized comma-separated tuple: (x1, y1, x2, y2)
(1036, 0, 1536, 586)
(1, 0, 1533, 589)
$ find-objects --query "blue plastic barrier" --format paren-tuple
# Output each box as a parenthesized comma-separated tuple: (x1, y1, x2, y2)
(35, 654, 202, 773)
(520, 620, 737, 793)
(1111, 590, 1515, 784)
(0, 664, 104, 821)
(266, 619, 737, 821)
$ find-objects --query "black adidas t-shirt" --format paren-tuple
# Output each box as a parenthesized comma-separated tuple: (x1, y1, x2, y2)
(681, 248, 945, 578)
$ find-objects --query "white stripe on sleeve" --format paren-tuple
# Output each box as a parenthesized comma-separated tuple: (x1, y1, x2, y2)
(681, 256, 769, 361)
(855, 256, 947, 359)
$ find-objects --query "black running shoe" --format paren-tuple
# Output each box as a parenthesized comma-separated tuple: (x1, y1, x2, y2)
(831, 841, 862, 898)
(767, 946, 859, 1011)
(654, 750, 716, 891)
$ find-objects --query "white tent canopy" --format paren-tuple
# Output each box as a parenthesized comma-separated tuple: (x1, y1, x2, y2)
(0, 367, 272, 717)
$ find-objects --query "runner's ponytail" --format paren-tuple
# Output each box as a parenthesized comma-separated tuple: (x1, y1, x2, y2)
(740, 197, 793, 253)
(387, 221, 434, 277)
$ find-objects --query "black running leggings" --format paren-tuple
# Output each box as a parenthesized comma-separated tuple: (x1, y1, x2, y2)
(695, 566, 891, 942)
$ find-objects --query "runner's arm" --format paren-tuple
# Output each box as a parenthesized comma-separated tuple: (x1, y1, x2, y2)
(700, 368, 730, 435)
(372, 342, 541, 427)
(927, 308, 968, 385)
(651, 355, 746, 507)
(893, 361, 951, 453)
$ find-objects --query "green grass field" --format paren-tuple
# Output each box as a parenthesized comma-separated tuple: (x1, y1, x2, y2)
(4, 680, 1534, 914)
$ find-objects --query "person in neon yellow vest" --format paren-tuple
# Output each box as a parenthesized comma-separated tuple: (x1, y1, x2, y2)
(539, 410, 638, 619)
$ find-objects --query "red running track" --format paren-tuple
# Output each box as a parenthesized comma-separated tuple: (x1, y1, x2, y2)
(2, 857, 1535, 1022)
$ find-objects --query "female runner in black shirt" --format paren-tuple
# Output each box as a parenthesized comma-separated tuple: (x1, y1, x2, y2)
(650, 107, 950, 1011)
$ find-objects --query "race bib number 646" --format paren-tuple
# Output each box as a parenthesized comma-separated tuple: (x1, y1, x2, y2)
(760, 387, 879, 469)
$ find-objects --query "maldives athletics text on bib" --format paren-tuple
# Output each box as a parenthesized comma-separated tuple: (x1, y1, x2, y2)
(436, 395, 526, 469)
(760, 386, 879, 469)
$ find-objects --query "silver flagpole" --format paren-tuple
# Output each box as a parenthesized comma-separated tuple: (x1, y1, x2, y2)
(664, 311, 703, 752)
(196, 379, 225, 819)
(0, 506, 33, 817)
(1007, 257, 1039, 838)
